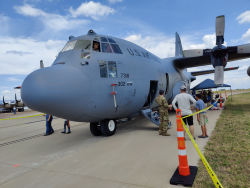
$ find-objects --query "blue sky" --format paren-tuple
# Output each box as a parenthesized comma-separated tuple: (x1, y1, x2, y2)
(1, 0, 250, 100)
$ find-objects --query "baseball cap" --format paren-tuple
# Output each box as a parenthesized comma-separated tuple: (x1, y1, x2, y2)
(180, 85, 187, 90)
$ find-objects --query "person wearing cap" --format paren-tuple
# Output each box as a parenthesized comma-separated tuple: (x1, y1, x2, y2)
(155, 90, 172, 136)
(172, 85, 197, 139)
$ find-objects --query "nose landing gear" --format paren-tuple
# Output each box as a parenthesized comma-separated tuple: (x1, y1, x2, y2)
(90, 119, 117, 137)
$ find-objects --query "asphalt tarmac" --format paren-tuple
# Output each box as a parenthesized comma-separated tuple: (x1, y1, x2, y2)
(0, 99, 225, 188)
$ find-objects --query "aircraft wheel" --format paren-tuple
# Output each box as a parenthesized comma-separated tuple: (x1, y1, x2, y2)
(90, 122, 102, 136)
(100, 119, 117, 136)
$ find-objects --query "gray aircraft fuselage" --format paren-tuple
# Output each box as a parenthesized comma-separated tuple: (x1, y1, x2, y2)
(21, 31, 192, 122)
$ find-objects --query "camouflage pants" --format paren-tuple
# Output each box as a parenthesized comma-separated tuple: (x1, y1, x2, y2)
(159, 112, 169, 134)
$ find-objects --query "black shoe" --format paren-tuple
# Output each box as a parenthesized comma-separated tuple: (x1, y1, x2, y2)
(51, 131, 54, 134)
(206, 135, 209, 137)
(66, 131, 71, 134)
(193, 137, 196, 140)
(198, 135, 206, 138)
(61, 131, 66, 134)
(44, 134, 50, 136)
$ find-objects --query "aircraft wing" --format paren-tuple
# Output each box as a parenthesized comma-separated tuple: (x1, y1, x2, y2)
(191, 66, 239, 76)
(173, 50, 250, 69)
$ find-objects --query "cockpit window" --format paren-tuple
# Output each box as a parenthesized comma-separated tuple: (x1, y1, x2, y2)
(62, 40, 77, 52)
(99, 61, 108, 78)
(101, 43, 113, 53)
(92, 41, 101, 52)
(80, 52, 91, 59)
(101, 37, 108, 42)
(111, 44, 122, 54)
(94, 36, 100, 42)
(74, 40, 92, 50)
(107, 38, 116, 43)
(108, 61, 117, 78)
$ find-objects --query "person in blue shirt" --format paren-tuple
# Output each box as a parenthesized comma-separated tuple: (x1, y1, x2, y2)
(195, 94, 208, 138)
(44, 114, 54, 136)
(13, 106, 16, 115)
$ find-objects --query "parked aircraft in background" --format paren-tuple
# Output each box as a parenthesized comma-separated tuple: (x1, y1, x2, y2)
(1, 87, 26, 112)
(21, 15, 250, 136)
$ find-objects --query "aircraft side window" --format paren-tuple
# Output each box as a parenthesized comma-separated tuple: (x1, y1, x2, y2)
(74, 40, 92, 50)
(101, 43, 113, 53)
(62, 40, 77, 52)
(110, 44, 122, 54)
(81, 52, 91, 59)
(101, 37, 108, 42)
(99, 61, 108, 78)
(92, 41, 101, 52)
(107, 61, 117, 78)
(107, 38, 116, 43)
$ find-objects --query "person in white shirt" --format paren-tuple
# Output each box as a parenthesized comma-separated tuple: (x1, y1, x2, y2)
(172, 85, 197, 140)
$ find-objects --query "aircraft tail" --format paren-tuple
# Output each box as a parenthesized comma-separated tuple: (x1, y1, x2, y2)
(175, 32, 183, 57)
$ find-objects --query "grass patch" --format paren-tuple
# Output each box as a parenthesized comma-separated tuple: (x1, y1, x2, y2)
(192, 93, 250, 188)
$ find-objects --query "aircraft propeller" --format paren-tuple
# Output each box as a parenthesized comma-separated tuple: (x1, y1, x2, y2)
(183, 15, 250, 85)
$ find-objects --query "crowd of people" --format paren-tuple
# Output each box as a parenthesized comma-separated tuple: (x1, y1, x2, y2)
(155, 85, 210, 140)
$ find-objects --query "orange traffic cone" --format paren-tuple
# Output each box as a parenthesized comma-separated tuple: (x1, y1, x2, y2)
(220, 98, 222, 107)
(225, 91, 227, 99)
(170, 109, 197, 187)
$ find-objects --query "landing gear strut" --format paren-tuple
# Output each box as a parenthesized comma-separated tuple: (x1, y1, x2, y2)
(100, 119, 117, 136)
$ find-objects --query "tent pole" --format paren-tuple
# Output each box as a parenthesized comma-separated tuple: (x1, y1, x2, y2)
(231, 87, 232, 101)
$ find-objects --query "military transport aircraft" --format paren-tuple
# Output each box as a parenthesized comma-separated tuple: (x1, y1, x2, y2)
(21, 15, 250, 136)
(0, 93, 26, 112)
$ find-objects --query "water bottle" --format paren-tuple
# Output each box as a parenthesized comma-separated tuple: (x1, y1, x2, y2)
(206, 117, 209, 123)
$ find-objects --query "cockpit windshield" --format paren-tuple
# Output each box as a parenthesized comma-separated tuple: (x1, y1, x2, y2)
(62, 40, 92, 52)
(62, 41, 77, 52)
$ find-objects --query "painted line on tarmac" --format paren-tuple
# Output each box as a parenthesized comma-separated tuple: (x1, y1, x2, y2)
(0, 118, 59, 129)
(0, 123, 84, 148)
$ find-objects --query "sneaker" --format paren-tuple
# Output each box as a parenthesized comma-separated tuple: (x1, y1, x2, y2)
(66, 131, 71, 134)
(193, 137, 196, 140)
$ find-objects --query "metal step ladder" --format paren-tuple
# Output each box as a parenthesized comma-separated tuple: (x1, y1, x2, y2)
(141, 108, 172, 128)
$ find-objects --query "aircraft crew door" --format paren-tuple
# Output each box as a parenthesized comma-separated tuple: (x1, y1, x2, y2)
(143, 80, 158, 108)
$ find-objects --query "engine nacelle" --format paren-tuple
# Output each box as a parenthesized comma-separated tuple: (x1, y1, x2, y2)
(247, 66, 250, 76)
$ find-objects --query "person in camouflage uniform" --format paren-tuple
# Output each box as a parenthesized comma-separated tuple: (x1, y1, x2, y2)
(155, 90, 172, 136)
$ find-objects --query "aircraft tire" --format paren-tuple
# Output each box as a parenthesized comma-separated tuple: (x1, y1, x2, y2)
(100, 119, 117, 136)
(90, 122, 102, 136)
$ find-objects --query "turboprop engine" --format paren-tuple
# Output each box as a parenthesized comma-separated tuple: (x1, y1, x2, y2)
(183, 15, 250, 85)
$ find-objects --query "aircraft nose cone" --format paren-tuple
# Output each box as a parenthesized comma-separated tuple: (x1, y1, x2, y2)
(21, 66, 89, 121)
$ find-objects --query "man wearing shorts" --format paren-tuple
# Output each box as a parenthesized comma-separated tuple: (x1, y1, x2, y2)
(172, 85, 197, 139)
(195, 94, 208, 138)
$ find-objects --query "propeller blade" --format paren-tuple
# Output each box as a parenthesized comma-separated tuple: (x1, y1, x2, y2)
(237, 44, 250, 54)
(183, 49, 204, 57)
(216, 15, 225, 46)
(247, 66, 250, 76)
(214, 66, 224, 85)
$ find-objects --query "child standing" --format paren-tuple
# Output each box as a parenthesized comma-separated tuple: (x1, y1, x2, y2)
(195, 94, 208, 138)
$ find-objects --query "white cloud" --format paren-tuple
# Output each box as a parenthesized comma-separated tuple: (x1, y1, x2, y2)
(6, 77, 22, 81)
(236, 10, 250, 24)
(14, 4, 89, 32)
(108, 0, 123, 3)
(0, 37, 66, 75)
(69, 1, 115, 20)
(2, 90, 11, 94)
(239, 66, 248, 70)
(125, 34, 175, 58)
